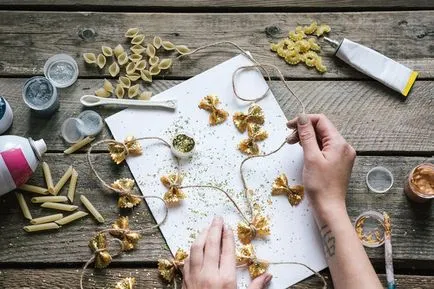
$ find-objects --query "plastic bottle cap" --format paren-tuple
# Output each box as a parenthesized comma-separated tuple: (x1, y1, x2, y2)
(366, 166, 394, 193)
(0, 97, 13, 134)
(77, 110, 103, 136)
(28, 137, 47, 161)
(61, 118, 85, 143)
(44, 54, 79, 88)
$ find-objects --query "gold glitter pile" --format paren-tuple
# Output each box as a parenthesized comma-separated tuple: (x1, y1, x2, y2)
(270, 21, 330, 73)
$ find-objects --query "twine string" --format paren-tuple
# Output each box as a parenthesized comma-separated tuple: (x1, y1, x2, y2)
(80, 238, 124, 289)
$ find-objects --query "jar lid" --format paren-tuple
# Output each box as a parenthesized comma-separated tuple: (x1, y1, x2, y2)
(61, 117, 85, 143)
(77, 110, 103, 136)
(44, 54, 79, 88)
(22, 76, 58, 111)
(366, 166, 394, 193)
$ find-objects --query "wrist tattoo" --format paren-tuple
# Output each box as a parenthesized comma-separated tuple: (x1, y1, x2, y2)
(320, 224, 336, 258)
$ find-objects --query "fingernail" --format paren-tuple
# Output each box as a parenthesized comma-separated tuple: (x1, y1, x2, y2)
(297, 113, 308, 125)
(264, 274, 273, 286)
(286, 131, 298, 144)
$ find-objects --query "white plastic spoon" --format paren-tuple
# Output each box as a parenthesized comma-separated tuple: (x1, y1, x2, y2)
(80, 95, 177, 110)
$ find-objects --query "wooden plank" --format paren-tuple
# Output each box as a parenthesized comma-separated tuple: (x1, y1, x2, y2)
(2, 78, 433, 153)
(0, 0, 433, 10)
(0, 11, 432, 78)
(0, 154, 433, 268)
(1, 268, 434, 289)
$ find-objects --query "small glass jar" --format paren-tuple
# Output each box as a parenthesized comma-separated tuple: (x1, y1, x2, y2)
(22, 76, 59, 117)
(354, 210, 385, 248)
(404, 163, 434, 203)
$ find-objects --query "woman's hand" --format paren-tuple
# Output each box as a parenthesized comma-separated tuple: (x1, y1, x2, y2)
(287, 114, 356, 219)
(182, 216, 272, 289)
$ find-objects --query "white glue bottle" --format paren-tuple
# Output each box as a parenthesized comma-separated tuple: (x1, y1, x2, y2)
(324, 37, 418, 97)
(0, 135, 47, 196)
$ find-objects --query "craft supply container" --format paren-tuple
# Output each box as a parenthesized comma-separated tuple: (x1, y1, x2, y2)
(22, 76, 59, 117)
(404, 163, 434, 203)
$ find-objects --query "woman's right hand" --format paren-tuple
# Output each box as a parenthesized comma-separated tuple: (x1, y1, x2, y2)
(286, 114, 356, 219)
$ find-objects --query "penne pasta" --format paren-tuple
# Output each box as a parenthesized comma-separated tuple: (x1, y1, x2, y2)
(41, 202, 78, 212)
(80, 195, 105, 223)
(16, 192, 32, 220)
(64, 136, 95, 154)
(53, 166, 73, 195)
(31, 213, 64, 225)
(55, 211, 88, 226)
(68, 168, 78, 203)
(19, 184, 48, 195)
(23, 222, 60, 232)
(31, 196, 68, 204)
(42, 161, 55, 194)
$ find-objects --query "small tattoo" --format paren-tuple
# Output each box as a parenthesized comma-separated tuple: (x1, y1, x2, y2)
(321, 224, 336, 258)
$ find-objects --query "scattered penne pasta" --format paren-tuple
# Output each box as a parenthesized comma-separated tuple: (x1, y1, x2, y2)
(42, 161, 55, 194)
(16, 192, 32, 220)
(19, 184, 48, 195)
(30, 213, 64, 225)
(41, 202, 78, 211)
(64, 136, 95, 154)
(80, 195, 105, 223)
(55, 211, 88, 226)
(67, 168, 78, 203)
(53, 166, 73, 195)
(31, 196, 68, 204)
(24, 222, 60, 233)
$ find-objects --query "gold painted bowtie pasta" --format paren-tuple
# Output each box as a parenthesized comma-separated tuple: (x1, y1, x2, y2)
(160, 173, 186, 206)
(115, 277, 136, 289)
(198, 94, 229, 125)
(271, 173, 304, 206)
(110, 216, 141, 251)
(233, 104, 265, 133)
(108, 136, 142, 164)
(89, 233, 112, 269)
(237, 213, 270, 244)
(158, 248, 188, 282)
(110, 178, 142, 209)
(236, 244, 269, 279)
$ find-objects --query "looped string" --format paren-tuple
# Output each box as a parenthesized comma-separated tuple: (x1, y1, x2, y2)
(80, 238, 124, 289)
(249, 223, 257, 239)
(177, 40, 305, 114)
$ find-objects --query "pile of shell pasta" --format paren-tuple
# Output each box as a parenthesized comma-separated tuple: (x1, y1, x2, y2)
(82, 27, 190, 99)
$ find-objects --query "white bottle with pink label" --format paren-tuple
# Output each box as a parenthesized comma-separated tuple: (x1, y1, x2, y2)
(0, 135, 47, 196)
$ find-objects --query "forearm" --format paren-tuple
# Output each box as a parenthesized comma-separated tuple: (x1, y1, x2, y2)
(315, 205, 383, 289)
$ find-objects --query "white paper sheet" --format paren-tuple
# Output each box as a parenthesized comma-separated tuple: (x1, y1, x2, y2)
(106, 54, 327, 289)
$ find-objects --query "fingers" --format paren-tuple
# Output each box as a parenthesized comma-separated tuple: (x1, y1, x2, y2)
(190, 227, 209, 275)
(296, 113, 321, 161)
(287, 114, 342, 145)
(220, 225, 236, 270)
(246, 273, 273, 289)
(182, 256, 190, 287)
(203, 216, 224, 270)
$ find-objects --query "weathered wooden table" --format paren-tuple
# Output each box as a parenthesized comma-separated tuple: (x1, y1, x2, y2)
(0, 1, 433, 288)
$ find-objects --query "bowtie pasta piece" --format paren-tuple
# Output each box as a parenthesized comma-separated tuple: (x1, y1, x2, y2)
(131, 34, 145, 45)
(103, 79, 113, 93)
(83, 53, 96, 64)
(109, 62, 120, 77)
(158, 58, 172, 70)
(141, 70, 152, 82)
(114, 44, 125, 58)
(153, 36, 162, 49)
(96, 54, 106, 69)
(176, 45, 191, 55)
(125, 27, 139, 38)
(95, 87, 111, 98)
(161, 40, 176, 51)
(101, 46, 113, 57)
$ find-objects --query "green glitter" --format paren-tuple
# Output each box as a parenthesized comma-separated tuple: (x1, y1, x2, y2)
(172, 134, 195, 153)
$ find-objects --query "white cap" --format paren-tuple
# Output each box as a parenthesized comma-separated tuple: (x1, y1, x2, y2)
(29, 138, 47, 161)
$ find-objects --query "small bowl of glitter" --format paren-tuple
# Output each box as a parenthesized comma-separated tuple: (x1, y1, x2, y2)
(44, 54, 79, 88)
(171, 132, 196, 159)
